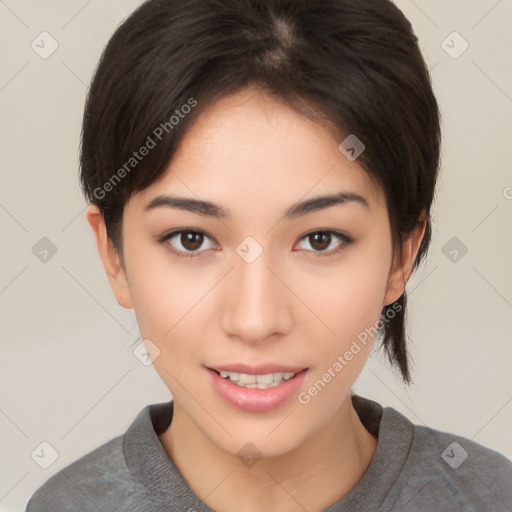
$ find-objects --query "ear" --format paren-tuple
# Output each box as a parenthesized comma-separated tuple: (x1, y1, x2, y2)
(86, 205, 133, 309)
(383, 215, 427, 306)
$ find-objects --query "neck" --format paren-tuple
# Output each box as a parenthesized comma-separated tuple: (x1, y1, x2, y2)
(159, 396, 378, 512)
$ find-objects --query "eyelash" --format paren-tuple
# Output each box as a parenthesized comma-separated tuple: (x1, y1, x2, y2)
(158, 229, 353, 259)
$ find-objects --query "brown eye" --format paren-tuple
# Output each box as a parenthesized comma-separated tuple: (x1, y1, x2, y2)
(180, 231, 204, 251)
(295, 230, 352, 255)
(160, 229, 216, 258)
(308, 232, 331, 251)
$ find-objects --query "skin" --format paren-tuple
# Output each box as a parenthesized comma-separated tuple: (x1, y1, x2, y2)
(88, 86, 425, 512)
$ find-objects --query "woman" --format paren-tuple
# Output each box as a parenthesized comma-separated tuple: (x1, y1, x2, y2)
(27, 0, 512, 510)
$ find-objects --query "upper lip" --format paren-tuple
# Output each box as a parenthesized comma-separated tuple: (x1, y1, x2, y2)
(207, 363, 308, 375)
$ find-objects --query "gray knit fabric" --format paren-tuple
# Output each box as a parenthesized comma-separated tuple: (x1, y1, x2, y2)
(26, 395, 512, 511)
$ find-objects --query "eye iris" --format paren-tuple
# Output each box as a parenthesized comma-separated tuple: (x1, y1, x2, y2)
(182, 232, 203, 251)
(310, 232, 331, 251)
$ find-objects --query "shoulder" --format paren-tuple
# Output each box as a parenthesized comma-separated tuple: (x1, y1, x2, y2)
(391, 416, 512, 510)
(353, 396, 512, 510)
(25, 401, 175, 512)
(25, 434, 144, 512)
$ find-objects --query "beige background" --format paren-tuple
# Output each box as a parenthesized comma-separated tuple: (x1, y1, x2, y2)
(1, 0, 511, 510)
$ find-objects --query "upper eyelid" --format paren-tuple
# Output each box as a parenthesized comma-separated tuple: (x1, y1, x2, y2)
(159, 228, 215, 241)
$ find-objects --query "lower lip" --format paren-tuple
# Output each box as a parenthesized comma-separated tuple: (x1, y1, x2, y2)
(207, 368, 308, 413)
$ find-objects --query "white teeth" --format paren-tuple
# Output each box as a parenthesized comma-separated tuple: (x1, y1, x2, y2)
(256, 373, 274, 384)
(217, 370, 298, 389)
(238, 373, 256, 384)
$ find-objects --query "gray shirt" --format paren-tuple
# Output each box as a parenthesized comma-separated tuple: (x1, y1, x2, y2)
(26, 395, 512, 511)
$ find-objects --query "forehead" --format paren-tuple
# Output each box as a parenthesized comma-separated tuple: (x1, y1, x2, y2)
(135, 87, 383, 210)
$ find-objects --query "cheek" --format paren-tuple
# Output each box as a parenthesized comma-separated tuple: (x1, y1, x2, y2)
(131, 270, 209, 342)
(124, 246, 228, 385)
(129, 269, 208, 389)
(300, 239, 392, 366)
(316, 250, 390, 324)
(295, 249, 390, 410)
(122, 238, 198, 341)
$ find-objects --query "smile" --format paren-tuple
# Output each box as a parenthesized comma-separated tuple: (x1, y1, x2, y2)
(207, 367, 309, 413)
(215, 370, 297, 389)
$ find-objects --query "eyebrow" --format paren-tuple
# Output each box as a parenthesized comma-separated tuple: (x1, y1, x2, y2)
(145, 191, 370, 219)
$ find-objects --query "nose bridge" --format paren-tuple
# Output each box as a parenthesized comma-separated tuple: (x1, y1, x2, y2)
(221, 246, 290, 343)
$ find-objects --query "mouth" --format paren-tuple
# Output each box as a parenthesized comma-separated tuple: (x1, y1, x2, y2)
(206, 365, 309, 413)
(211, 369, 299, 389)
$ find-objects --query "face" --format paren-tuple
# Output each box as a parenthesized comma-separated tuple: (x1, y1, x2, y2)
(92, 87, 418, 458)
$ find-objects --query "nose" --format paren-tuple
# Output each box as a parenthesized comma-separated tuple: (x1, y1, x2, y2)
(220, 249, 293, 345)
